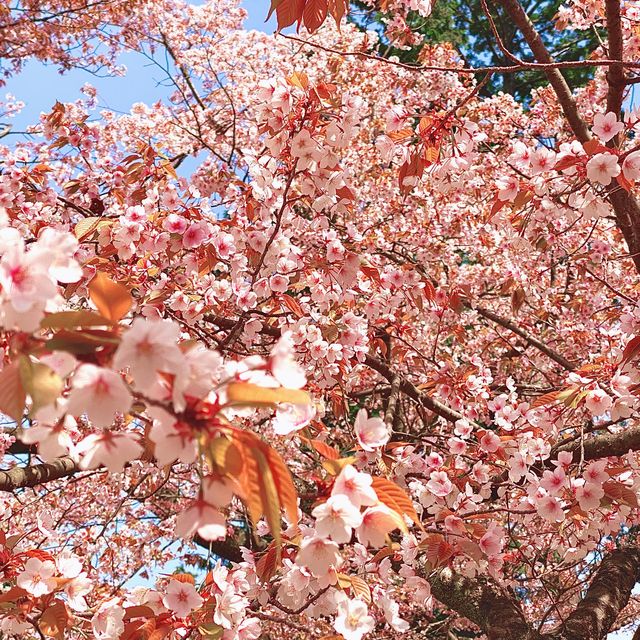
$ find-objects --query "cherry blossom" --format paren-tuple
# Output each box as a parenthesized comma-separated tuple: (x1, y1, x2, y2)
(312, 494, 364, 543)
(354, 408, 390, 451)
(592, 112, 624, 142)
(332, 465, 378, 507)
(334, 598, 376, 640)
(16, 558, 57, 597)
(586, 153, 621, 185)
(162, 579, 204, 618)
(66, 364, 132, 428)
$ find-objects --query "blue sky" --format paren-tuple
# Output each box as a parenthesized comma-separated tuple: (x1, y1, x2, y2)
(2, 0, 274, 134)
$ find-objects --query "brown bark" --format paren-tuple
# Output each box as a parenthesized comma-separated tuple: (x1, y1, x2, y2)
(559, 549, 640, 640)
(0, 456, 79, 491)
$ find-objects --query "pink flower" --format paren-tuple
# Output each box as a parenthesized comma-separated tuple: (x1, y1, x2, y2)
(586, 153, 620, 185)
(290, 129, 320, 170)
(496, 175, 519, 201)
(175, 499, 227, 541)
(333, 598, 375, 640)
(17, 557, 57, 596)
(356, 505, 403, 547)
(182, 221, 209, 249)
(575, 482, 605, 511)
(583, 460, 609, 486)
(332, 465, 378, 508)
(479, 431, 500, 453)
(269, 274, 289, 293)
(312, 494, 363, 543)
(354, 409, 390, 451)
(585, 388, 613, 416)
(77, 431, 143, 473)
(148, 407, 198, 466)
(426, 470, 452, 497)
(540, 466, 566, 496)
(113, 317, 185, 389)
(592, 112, 624, 142)
(162, 579, 204, 618)
(536, 495, 565, 522)
(479, 530, 503, 557)
(66, 364, 132, 428)
(529, 148, 556, 174)
(622, 150, 640, 181)
(295, 535, 341, 576)
(0, 242, 57, 313)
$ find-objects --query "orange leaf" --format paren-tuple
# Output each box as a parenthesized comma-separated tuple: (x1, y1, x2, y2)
(0, 362, 26, 422)
(307, 438, 339, 460)
(371, 476, 420, 526)
(302, 0, 328, 32)
(280, 294, 304, 318)
(170, 573, 195, 585)
(39, 601, 69, 639)
(255, 542, 280, 582)
(88, 271, 132, 323)
(124, 605, 156, 621)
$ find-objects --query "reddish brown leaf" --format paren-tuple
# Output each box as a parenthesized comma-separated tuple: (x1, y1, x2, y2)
(371, 476, 420, 526)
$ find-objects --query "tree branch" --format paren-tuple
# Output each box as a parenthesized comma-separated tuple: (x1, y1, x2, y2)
(492, 0, 590, 142)
(0, 457, 79, 492)
(560, 548, 640, 640)
(474, 306, 576, 371)
(426, 566, 540, 640)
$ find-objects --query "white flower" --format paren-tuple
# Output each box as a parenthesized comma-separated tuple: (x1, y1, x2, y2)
(332, 465, 377, 508)
(113, 318, 185, 390)
(333, 598, 375, 640)
(56, 551, 82, 578)
(175, 499, 227, 541)
(77, 431, 143, 473)
(379, 593, 409, 632)
(586, 153, 620, 185)
(65, 573, 92, 611)
(312, 494, 363, 543)
(354, 409, 390, 452)
(214, 585, 246, 629)
(592, 112, 624, 142)
(92, 599, 125, 640)
(66, 364, 132, 428)
(295, 535, 341, 576)
(17, 557, 57, 596)
(162, 579, 203, 618)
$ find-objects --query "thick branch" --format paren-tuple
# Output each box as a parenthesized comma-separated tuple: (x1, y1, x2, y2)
(426, 567, 540, 640)
(605, 0, 625, 117)
(364, 354, 464, 423)
(555, 423, 640, 462)
(193, 533, 245, 563)
(475, 306, 576, 371)
(560, 548, 640, 640)
(0, 457, 79, 492)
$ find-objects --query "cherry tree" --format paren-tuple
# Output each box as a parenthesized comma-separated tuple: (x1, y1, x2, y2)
(1, 0, 640, 638)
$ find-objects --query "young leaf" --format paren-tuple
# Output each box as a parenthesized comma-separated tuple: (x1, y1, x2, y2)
(18, 357, 63, 416)
(0, 362, 26, 422)
(88, 271, 132, 323)
(226, 382, 310, 407)
(371, 476, 420, 526)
